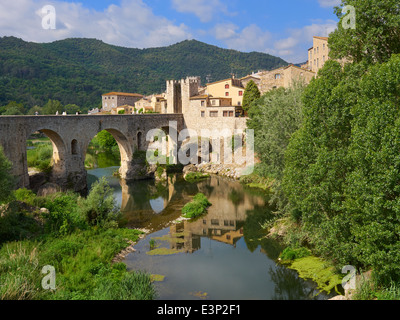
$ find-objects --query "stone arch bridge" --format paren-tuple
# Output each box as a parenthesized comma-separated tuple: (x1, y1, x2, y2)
(0, 114, 184, 193)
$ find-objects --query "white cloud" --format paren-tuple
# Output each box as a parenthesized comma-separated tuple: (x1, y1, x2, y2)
(171, 0, 233, 23)
(318, 0, 341, 8)
(212, 20, 338, 64)
(0, 0, 192, 48)
(213, 23, 273, 53)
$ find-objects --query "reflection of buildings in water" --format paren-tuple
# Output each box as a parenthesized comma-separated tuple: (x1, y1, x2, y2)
(120, 174, 266, 247)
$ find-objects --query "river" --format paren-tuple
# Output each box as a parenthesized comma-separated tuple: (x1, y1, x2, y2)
(87, 160, 336, 300)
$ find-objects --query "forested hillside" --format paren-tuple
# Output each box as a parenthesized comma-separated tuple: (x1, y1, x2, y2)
(0, 37, 287, 112)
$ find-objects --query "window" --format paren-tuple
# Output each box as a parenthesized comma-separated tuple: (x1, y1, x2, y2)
(225, 84, 230, 89)
(71, 139, 78, 155)
(323, 55, 325, 63)
(201, 111, 205, 117)
(211, 100, 216, 106)
(201, 100, 205, 107)
(239, 91, 243, 96)
(223, 111, 234, 117)
(323, 43, 325, 50)
(274, 74, 281, 80)
(210, 111, 218, 117)
(225, 92, 229, 97)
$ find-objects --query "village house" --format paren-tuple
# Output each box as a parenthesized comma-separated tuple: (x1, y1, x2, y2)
(256, 64, 315, 94)
(202, 77, 245, 107)
(307, 36, 330, 73)
(102, 92, 143, 112)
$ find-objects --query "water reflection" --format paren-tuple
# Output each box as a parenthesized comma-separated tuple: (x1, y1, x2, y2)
(87, 168, 333, 300)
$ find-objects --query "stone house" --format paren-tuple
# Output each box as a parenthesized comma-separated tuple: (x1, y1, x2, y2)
(102, 92, 143, 112)
(257, 64, 315, 94)
(307, 36, 330, 73)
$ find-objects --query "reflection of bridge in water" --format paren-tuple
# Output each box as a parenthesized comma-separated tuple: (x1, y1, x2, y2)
(119, 174, 265, 253)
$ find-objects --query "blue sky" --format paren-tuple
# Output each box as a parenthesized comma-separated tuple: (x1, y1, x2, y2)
(0, 0, 341, 63)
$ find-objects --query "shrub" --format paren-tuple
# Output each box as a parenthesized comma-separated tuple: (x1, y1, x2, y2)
(182, 193, 211, 219)
(280, 247, 312, 261)
(78, 177, 120, 227)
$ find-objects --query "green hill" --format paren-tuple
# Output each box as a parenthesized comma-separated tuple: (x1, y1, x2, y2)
(0, 37, 288, 112)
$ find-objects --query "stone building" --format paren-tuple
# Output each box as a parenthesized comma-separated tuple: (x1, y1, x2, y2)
(240, 73, 262, 89)
(257, 64, 315, 94)
(102, 92, 143, 112)
(163, 76, 247, 141)
(307, 36, 330, 73)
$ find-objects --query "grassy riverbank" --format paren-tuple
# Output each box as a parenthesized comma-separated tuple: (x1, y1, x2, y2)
(0, 178, 156, 300)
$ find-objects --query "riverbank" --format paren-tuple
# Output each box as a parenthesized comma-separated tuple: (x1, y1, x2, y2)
(0, 180, 157, 300)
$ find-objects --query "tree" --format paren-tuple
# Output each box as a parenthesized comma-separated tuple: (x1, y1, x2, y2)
(242, 80, 261, 112)
(0, 101, 25, 115)
(342, 54, 400, 284)
(0, 147, 15, 203)
(247, 83, 306, 211)
(329, 0, 400, 64)
(64, 104, 81, 114)
(94, 130, 118, 151)
(79, 177, 119, 227)
(282, 60, 360, 256)
(42, 100, 63, 115)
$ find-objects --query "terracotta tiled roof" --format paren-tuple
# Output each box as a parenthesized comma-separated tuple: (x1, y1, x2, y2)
(102, 92, 143, 97)
(313, 36, 329, 40)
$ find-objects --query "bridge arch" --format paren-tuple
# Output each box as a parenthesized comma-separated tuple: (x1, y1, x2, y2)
(26, 128, 68, 182)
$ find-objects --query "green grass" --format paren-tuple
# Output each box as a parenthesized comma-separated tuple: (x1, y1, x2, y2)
(27, 144, 53, 172)
(184, 172, 210, 183)
(182, 193, 212, 219)
(0, 182, 157, 300)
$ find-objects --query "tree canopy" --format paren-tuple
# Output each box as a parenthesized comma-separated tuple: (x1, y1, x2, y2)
(329, 0, 400, 64)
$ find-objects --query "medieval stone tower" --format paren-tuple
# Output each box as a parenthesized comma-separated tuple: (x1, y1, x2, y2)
(165, 77, 201, 114)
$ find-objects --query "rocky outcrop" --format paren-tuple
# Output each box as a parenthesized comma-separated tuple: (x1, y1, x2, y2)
(183, 163, 246, 180)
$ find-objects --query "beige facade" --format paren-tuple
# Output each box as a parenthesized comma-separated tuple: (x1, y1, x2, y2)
(111, 105, 135, 115)
(205, 78, 245, 107)
(102, 92, 143, 112)
(240, 74, 261, 89)
(135, 97, 152, 112)
(257, 64, 315, 94)
(308, 36, 330, 73)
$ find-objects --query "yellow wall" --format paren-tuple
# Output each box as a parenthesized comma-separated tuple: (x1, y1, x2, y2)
(205, 79, 244, 107)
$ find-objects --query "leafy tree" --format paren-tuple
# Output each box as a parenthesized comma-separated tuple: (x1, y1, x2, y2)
(342, 54, 400, 284)
(79, 177, 119, 227)
(27, 105, 43, 115)
(329, 0, 400, 64)
(64, 104, 81, 114)
(282, 60, 361, 252)
(42, 99, 63, 115)
(242, 80, 261, 111)
(0, 101, 25, 115)
(0, 147, 15, 203)
(94, 130, 118, 151)
(248, 83, 305, 182)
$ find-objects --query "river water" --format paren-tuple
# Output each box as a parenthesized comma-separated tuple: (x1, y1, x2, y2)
(87, 164, 336, 300)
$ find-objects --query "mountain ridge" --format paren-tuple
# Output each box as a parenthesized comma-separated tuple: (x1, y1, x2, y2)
(0, 36, 288, 111)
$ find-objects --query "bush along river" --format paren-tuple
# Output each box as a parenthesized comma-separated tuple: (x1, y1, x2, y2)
(87, 155, 339, 301)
